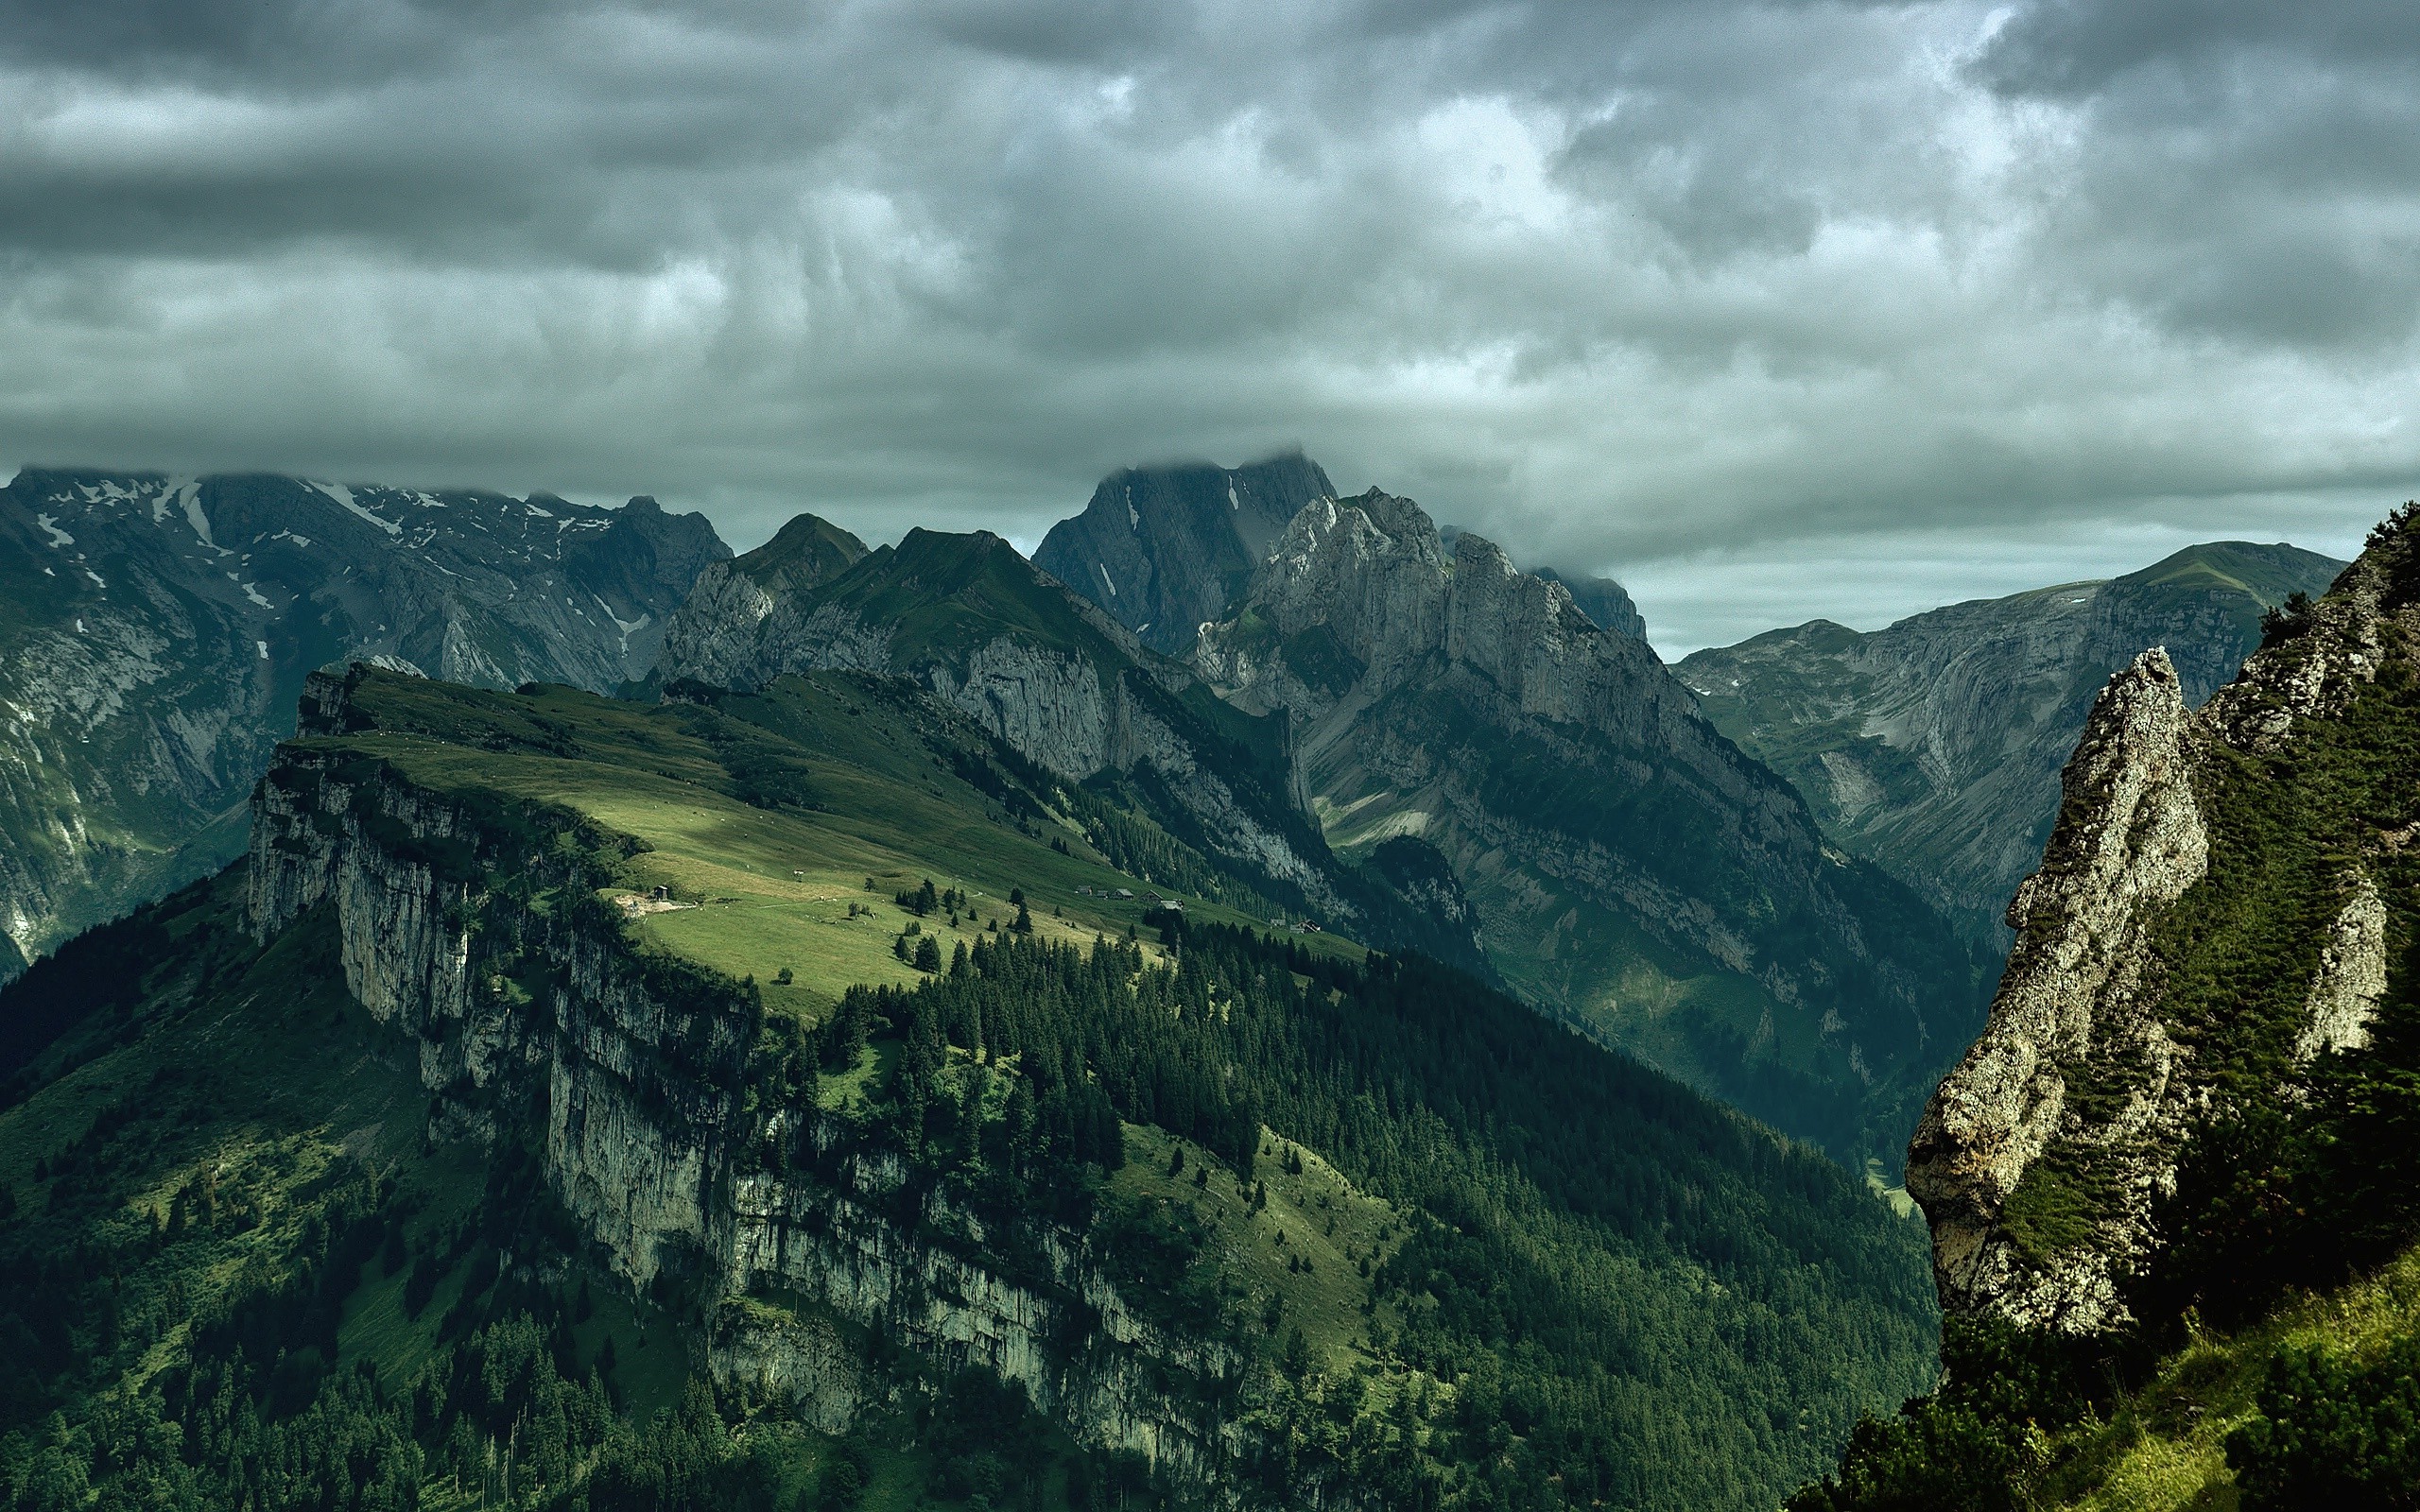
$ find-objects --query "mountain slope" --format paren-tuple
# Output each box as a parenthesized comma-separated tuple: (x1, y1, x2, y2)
(1197, 489, 1984, 1166)
(1798, 506, 2420, 1511)
(0, 469, 728, 964)
(0, 663, 1939, 1511)
(658, 520, 1477, 963)
(1675, 541, 2344, 945)
(1033, 455, 1335, 655)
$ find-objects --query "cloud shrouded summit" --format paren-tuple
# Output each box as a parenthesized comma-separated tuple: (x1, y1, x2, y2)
(2, 0, 2414, 650)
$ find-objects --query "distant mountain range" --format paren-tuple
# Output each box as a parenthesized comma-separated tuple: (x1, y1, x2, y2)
(0, 454, 2340, 1174)
(0, 469, 727, 974)
(1676, 541, 2344, 946)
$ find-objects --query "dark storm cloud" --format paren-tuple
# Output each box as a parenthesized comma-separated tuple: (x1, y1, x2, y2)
(0, 0, 2413, 651)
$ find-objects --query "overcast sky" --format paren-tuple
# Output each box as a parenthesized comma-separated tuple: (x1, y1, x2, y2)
(3, 0, 2415, 651)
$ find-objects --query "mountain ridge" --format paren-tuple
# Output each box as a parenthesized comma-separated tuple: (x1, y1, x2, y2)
(0, 467, 730, 966)
(657, 517, 1485, 967)
(1676, 540, 2345, 947)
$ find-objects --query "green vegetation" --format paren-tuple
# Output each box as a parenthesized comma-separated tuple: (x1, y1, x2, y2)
(1314, 672, 1985, 1168)
(798, 919, 1938, 1508)
(0, 661, 1943, 1511)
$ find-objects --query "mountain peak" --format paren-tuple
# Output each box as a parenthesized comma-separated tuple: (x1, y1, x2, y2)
(1200, 484, 1981, 1163)
(1032, 454, 1337, 654)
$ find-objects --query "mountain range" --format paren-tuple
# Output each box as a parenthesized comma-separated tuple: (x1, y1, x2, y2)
(0, 469, 728, 977)
(1184, 487, 1979, 1164)
(1677, 541, 2345, 947)
(0, 450, 2384, 1510)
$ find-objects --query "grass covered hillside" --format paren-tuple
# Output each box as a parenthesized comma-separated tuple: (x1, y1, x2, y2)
(0, 664, 1939, 1512)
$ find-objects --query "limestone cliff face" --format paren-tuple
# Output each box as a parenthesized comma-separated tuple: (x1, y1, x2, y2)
(1908, 525, 2411, 1334)
(1906, 651, 2208, 1331)
(246, 679, 1238, 1484)
(1199, 490, 1980, 1165)
(658, 513, 871, 690)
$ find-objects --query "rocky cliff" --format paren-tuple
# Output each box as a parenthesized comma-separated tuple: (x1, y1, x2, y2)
(1033, 455, 1336, 655)
(1676, 541, 2343, 947)
(658, 511, 870, 691)
(1907, 521, 2412, 1334)
(1198, 490, 1980, 1164)
(1532, 568, 1647, 638)
(0, 469, 728, 964)
(246, 674, 1240, 1483)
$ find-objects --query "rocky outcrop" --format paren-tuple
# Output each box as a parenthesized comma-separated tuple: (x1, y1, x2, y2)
(0, 469, 728, 964)
(2295, 877, 2387, 1065)
(1199, 490, 1980, 1165)
(1907, 650, 2208, 1330)
(246, 682, 1239, 1484)
(659, 513, 868, 690)
(1035, 455, 1335, 656)
(1532, 569, 1647, 639)
(1676, 541, 2344, 946)
(1907, 518, 2420, 1334)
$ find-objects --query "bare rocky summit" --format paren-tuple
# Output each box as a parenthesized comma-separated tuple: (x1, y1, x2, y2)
(1034, 454, 1335, 656)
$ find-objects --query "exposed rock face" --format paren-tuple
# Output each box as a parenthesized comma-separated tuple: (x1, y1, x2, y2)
(659, 512, 868, 690)
(1200, 490, 1980, 1164)
(661, 524, 1365, 924)
(1907, 523, 2417, 1334)
(1907, 650, 2207, 1330)
(1533, 568, 1648, 638)
(1677, 542, 2344, 947)
(247, 690, 1237, 1484)
(0, 470, 728, 963)
(2296, 877, 2387, 1065)
(1034, 455, 1335, 655)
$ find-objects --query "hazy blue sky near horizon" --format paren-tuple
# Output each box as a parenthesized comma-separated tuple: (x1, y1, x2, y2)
(2, 0, 2414, 652)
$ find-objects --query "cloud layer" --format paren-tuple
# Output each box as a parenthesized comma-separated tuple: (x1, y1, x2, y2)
(3, 0, 2414, 649)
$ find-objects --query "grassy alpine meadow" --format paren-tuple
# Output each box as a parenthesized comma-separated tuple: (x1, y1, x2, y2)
(324, 670, 1357, 1022)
